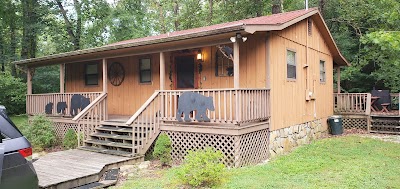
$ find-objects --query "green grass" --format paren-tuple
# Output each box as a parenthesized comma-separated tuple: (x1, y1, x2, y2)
(114, 136, 400, 189)
(10, 115, 28, 129)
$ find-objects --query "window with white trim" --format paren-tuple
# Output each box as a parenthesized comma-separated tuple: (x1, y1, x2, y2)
(320, 60, 326, 83)
(287, 50, 296, 79)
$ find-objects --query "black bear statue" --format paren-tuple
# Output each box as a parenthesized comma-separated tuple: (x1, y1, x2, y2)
(176, 92, 215, 122)
(70, 94, 91, 116)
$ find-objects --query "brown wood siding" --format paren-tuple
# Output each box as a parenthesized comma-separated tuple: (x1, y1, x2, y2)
(66, 33, 266, 116)
(65, 61, 103, 92)
(269, 19, 333, 131)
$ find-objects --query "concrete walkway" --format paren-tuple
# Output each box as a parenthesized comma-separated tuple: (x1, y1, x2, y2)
(33, 149, 142, 189)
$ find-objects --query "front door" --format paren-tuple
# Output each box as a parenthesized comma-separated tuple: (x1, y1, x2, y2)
(175, 55, 195, 89)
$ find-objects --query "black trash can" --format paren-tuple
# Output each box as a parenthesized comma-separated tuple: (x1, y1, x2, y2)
(328, 115, 343, 135)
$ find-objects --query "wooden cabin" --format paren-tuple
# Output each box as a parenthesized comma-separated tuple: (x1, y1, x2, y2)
(15, 8, 349, 166)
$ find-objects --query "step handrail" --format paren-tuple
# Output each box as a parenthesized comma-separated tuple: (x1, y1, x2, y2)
(73, 93, 107, 121)
(125, 91, 160, 125)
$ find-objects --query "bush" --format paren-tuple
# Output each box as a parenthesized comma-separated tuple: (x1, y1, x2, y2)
(24, 115, 56, 150)
(175, 147, 226, 187)
(153, 133, 172, 166)
(0, 72, 26, 115)
(63, 129, 78, 149)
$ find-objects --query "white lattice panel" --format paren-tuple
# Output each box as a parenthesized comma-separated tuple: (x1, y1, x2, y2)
(237, 129, 269, 167)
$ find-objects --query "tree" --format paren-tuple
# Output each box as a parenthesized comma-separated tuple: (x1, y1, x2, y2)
(272, 0, 283, 14)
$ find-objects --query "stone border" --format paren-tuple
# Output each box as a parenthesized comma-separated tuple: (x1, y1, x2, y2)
(269, 118, 328, 158)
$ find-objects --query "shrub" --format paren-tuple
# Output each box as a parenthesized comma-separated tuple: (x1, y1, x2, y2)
(175, 147, 226, 187)
(153, 133, 172, 166)
(63, 129, 78, 149)
(24, 115, 56, 150)
(0, 72, 26, 115)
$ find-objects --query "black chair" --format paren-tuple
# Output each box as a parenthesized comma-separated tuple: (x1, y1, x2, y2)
(371, 90, 391, 111)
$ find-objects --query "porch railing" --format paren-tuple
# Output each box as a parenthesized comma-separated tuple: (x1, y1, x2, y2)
(333, 93, 371, 115)
(26, 92, 102, 117)
(159, 89, 270, 124)
(125, 88, 270, 155)
(126, 91, 161, 155)
(72, 93, 108, 145)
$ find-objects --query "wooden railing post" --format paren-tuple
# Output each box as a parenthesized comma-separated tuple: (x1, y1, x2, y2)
(366, 93, 371, 115)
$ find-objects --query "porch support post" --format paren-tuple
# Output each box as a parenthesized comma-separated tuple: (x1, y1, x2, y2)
(60, 64, 65, 93)
(27, 68, 32, 95)
(160, 52, 165, 90)
(102, 58, 107, 93)
(233, 41, 240, 88)
(336, 66, 341, 93)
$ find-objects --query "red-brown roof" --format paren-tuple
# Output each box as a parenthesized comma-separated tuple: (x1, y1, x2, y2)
(15, 7, 348, 66)
(109, 8, 318, 46)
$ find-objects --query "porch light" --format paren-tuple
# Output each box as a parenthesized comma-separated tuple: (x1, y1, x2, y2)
(230, 33, 247, 42)
(197, 50, 203, 61)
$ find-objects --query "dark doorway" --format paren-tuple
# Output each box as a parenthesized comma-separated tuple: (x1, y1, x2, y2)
(176, 56, 195, 89)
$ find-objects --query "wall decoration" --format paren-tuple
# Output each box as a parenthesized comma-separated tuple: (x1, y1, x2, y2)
(70, 94, 91, 116)
(45, 102, 53, 114)
(215, 45, 234, 77)
(57, 102, 67, 115)
(108, 62, 125, 86)
(176, 92, 215, 122)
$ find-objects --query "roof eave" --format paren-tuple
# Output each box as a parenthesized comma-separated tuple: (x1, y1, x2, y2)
(15, 25, 245, 67)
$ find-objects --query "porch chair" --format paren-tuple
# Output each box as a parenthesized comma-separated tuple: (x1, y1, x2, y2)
(371, 90, 391, 113)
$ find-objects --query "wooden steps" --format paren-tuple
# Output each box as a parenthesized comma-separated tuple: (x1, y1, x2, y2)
(82, 121, 155, 157)
(79, 146, 133, 157)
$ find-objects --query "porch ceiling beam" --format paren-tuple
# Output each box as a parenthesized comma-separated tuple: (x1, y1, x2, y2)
(60, 64, 65, 93)
(160, 52, 165, 90)
(233, 40, 239, 88)
(27, 68, 32, 95)
(102, 59, 107, 93)
(336, 66, 341, 94)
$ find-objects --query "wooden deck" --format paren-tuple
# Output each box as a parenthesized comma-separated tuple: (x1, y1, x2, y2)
(33, 149, 143, 189)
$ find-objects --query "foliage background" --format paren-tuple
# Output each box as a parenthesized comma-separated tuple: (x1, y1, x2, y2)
(0, 0, 399, 114)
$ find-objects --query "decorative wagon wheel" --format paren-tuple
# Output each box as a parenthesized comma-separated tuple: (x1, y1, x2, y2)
(108, 62, 125, 86)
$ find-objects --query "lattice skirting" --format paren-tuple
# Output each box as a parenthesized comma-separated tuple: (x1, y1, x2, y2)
(342, 117, 368, 129)
(371, 118, 400, 133)
(162, 129, 269, 167)
(52, 122, 78, 143)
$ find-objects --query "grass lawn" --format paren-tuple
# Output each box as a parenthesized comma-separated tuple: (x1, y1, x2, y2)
(114, 136, 400, 189)
(9, 114, 28, 128)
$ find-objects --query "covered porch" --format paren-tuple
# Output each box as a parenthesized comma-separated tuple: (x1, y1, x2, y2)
(22, 31, 271, 167)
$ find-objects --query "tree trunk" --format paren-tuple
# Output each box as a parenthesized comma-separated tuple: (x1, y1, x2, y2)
(56, 0, 81, 50)
(319, 0, 326, 16)
(156, 2, 166, 33)
(272, 0, 283, 14)
(173, 0, 179, 31)
(21, 0, 29, 60)
(0, 32, 4, 72)
(255, 0, 263, 16)
(208, 0, 213, 25)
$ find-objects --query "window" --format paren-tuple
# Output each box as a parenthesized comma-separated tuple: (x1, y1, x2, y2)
(320, 60, 326, 83)
(287, 50, 296, 79)
(85, 63, 98, 85)
(140, 58, 151, 83)
(215, 45, 234, 77)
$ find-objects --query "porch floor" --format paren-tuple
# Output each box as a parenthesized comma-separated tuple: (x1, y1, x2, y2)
(107, 114, 131, 122)
(33, 149, 143, 189)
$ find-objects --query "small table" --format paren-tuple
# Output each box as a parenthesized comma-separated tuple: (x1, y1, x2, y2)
(371, 96, 380, 112)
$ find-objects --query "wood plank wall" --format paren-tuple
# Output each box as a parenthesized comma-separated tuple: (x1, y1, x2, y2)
(65, 34, 267, 116)
(269, 19, 334, 131)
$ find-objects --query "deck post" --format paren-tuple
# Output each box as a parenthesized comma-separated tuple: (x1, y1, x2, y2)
(233, 41, 239, 88)
(60, 64, 65, 93)
(336, 66, 341, 94)
(27, 68, 32, 95)
(160, 52, 165, 90)
(366, 93, 371, 115)
(102, 58, 107, 93)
